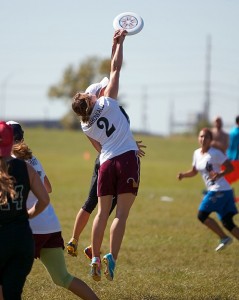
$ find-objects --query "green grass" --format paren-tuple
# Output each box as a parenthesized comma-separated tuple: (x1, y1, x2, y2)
(22, 128, 239, 300)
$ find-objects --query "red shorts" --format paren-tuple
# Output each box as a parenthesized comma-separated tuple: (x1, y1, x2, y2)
(223, 161, 239, 184)
(33, 231, 64, 259)
(98, 150, 140, 196)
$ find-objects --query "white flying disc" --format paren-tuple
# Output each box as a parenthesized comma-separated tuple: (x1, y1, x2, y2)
(113, 12, 144, 36)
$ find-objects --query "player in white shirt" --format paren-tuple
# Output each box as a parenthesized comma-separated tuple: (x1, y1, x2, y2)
(7, 121, 99, 300)
(67, 78, 146, 260)
(178, 128, 239, 251)
(26, 156, 61, 234)
(72, 29, 141, 281)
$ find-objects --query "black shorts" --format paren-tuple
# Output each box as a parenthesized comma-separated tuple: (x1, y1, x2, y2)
(0, 220, 34, 299)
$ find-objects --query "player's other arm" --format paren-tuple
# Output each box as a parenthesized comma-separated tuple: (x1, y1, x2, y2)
(87, 136, 102, 153)
(177, 166, 198, 180)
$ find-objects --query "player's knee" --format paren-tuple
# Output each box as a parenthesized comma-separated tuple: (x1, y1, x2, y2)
(197, 211, 209, 223)
(222, 214, 236, 231)
(51, 273, 73, 289)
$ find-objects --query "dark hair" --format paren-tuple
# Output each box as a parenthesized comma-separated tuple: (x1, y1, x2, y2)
(201, 127, 213, 140)
(8, 123, 24, 142)
(236, 115, 239, 125)
(72, 92, 92, 123)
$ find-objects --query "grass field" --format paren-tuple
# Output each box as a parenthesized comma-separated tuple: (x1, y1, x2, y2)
(21, 128, 239, 300)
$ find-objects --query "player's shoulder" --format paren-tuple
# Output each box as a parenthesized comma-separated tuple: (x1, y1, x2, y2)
(10, 157, 27, 167)
(193, 148, 202, 158)
(222, 130, 229, 137)
(100, 96, 117, 104)
(27, 156, 39, 166)
(209, 147, 226, 157)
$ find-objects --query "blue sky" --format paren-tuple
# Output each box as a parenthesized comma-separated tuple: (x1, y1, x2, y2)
(1, 0, 239, 135)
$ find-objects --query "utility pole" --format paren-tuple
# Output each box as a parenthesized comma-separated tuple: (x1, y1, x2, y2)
(169, 99, 174, 135)
(203, 35, 212, 122)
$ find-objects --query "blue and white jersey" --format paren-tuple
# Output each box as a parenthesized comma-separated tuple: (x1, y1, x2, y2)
(81, 97, 138, 165)
(192, 147, 231, 192)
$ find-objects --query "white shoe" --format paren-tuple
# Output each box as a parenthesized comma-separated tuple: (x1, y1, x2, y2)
(91, 257, 101, 281)
(215, 237, 233, 252)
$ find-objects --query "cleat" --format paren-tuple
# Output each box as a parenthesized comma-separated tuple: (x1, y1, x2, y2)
(103, 253, 116, 281)
(84, 246, 101, 260)
(91, 257, 101, 281)
(84, 245, 92, 260)
(215, 236, 233, 252)
(66, 238, 78, 257)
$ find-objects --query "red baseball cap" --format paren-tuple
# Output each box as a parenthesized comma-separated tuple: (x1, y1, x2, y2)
(0, 121, 13, 157)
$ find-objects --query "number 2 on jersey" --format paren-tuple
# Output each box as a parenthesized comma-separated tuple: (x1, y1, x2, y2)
(97, 117, 116, 137)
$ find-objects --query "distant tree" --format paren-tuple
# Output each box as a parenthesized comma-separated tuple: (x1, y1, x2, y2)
(48, 56, 111, 128)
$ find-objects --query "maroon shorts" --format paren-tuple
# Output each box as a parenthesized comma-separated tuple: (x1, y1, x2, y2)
(98, 150, 140, 196)
(33, 231, 64, 259)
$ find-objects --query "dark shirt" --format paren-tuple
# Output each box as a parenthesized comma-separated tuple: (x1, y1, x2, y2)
(0, 159, 30, 225)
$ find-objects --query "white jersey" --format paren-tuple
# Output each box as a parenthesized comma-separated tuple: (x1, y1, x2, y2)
(192, 147, 231, 191)
(81, 97, 138, 164)
(26, 156, 61, 234)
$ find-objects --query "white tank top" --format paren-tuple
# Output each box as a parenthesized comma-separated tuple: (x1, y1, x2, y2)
(26, 156, 61, 234)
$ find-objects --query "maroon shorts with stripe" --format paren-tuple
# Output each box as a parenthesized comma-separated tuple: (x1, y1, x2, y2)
(98, 150, 140, 196)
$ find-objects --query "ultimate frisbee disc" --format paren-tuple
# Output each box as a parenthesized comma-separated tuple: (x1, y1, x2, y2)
(113, 12, 144, 36)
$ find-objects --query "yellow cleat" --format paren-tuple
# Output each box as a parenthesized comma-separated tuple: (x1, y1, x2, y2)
(66, 238, 78, 257)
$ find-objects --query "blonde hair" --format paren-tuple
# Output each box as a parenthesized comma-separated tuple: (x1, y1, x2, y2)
(12, 141, 32, 160)
(72, 92, 92, 123)
(0, 158, 16, 206)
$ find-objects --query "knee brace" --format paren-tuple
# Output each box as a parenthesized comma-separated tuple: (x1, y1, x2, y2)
(197, 211, 209, 223)
(222, 213, 236, 231)
(51, 272, 73, 289)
